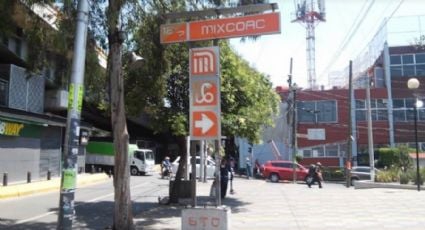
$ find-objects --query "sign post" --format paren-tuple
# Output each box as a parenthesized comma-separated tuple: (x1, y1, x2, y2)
(160, 4, 281, 227)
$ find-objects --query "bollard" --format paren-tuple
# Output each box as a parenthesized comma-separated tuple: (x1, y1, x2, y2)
(27, 171, 31, 183)
(3, 172, 7, 186)
(47, 170, 51, 180)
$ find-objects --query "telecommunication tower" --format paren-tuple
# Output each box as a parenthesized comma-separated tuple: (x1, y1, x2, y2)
(292, 0, 326, 90)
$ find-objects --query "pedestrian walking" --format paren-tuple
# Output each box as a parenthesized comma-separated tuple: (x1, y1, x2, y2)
(220, 158, 231, 198)
(229, 157, 235, 194)
(245, 157, 252, 179)
(307, 162, 323, 188)
(253, 159, 261, 178)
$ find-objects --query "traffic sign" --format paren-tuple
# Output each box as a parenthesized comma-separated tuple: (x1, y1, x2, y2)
(160, 12, 281, 44)
(160, 22, 187, 44)
(191, 80, 218, 106)
(189, 12, 280, 41)
(190, 49, 218, 75)
(189, 47, 221, 140)
(192, 111, 219, 138)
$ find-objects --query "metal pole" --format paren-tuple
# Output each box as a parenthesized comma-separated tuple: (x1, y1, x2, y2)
(346, 60, 353, 188)
(292, 86, 298, 184)
(199, 140, 204, 182)
(191, 140, 197, 207)
(366, 76, 375, 181)
(215, 140, 221, 206)
(57, 0, 89, 229)
(414, 101, 421, 191)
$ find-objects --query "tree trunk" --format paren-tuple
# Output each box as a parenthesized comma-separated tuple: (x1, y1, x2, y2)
(107, 1, 134, 229)
(169, 136, 188, 203)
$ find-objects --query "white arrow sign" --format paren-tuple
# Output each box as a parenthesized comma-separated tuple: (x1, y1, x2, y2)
(195, 113, 214, 134)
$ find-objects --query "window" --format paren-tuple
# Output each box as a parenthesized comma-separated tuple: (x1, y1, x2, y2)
(134, 151, 145, 161)
(303, 149, 312, 157)
(355, 99, 388, 121)
(0, 79, 8, 106)
(317, 101, 337, 122)
(356, 100, 365, 109)
(393, 99, 405, 108)
(390, 53, 425, 77)
(402, 54, 414, 64)
(416, 53, 425, 63)
(390, 55, 401, 64)
(312, 147, 324, 157)
(403, 65, 415, 76)
(297, 100, 337, 123)
(298, 101, 315, 122)
(416, 64, 425, 76)
(392, 98, 425, 122)
(145, 151, 154, 160)
(325, 145, 339, 157)
(390, 66, 402, 77)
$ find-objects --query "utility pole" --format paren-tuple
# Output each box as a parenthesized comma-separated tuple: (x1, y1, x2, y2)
(57, 0, 89, 229)
(346, 60, 353, 188)
(366, 70, 375, 181)
(288, 58, 298, 184)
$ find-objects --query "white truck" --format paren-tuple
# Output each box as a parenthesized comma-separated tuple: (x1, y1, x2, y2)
(85, 141, 155, 175)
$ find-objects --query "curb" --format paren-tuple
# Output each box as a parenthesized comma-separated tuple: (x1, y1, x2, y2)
(354, 180, 424, 190)
(0, 173, 110, 199)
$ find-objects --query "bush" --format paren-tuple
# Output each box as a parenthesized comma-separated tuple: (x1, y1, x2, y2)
(295, 155, 303, 164)
(375, 166, 399, 182)
(376, 148, 398, 168)
(376, 170, 393, 183)
(399, 172, 410, 184)
(322, 167, 345, 181)
(412, 168, 425, 185)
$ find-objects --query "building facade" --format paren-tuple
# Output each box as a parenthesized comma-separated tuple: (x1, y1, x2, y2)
(280, 15, 425, 167)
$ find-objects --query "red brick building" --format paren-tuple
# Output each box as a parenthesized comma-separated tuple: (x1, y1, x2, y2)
(278, 45, 425, 167)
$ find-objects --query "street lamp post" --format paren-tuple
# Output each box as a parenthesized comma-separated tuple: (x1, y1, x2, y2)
(407, 78, 421, 191)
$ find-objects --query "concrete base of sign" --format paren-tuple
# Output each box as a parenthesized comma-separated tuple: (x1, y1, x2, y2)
(181, 206, 231, 230)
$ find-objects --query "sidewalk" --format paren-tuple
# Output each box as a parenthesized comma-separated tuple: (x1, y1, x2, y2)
(135, 177, 425, 230)
(0, 173, 109, 199)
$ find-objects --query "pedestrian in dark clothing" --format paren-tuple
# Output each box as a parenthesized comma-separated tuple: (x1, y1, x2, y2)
(307, 162, 323, 188)
(220, 159, 231, 198)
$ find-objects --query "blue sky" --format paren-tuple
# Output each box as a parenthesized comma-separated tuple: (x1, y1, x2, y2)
(229, 0, 425, 88)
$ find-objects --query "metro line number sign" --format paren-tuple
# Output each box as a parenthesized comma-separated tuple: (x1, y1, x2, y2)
(160, 12, 281, 43)
(190, 47, 221, 140)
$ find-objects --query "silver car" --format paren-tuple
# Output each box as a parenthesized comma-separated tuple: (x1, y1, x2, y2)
(350, 166, 380, 185)
(172, 156, 216, 179)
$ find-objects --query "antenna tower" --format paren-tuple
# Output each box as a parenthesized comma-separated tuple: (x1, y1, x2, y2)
(292, 0, 326, 90)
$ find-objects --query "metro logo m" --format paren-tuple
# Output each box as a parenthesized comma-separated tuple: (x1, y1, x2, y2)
(191, 49, 217, 75)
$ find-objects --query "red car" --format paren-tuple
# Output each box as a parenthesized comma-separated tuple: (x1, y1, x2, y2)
(260, 160, 309, 183)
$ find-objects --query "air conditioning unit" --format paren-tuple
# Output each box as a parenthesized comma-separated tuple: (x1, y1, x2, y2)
(44, 89, 68, 111)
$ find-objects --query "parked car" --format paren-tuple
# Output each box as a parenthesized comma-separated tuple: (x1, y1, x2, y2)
(350, 166, 380, 185)
(172, 156, 216, 179)
(260, 160, 309, 183)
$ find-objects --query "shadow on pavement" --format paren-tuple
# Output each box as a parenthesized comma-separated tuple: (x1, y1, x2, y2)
(0, 219, 57, 230)
(1, 189, 251, 230)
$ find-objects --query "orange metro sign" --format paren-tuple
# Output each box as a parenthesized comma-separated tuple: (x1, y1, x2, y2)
(160, 12, 280, 43)
(189, 47, 221, 140)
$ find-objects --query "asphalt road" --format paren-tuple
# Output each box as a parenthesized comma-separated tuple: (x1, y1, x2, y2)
(0, 174, 169, 230)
